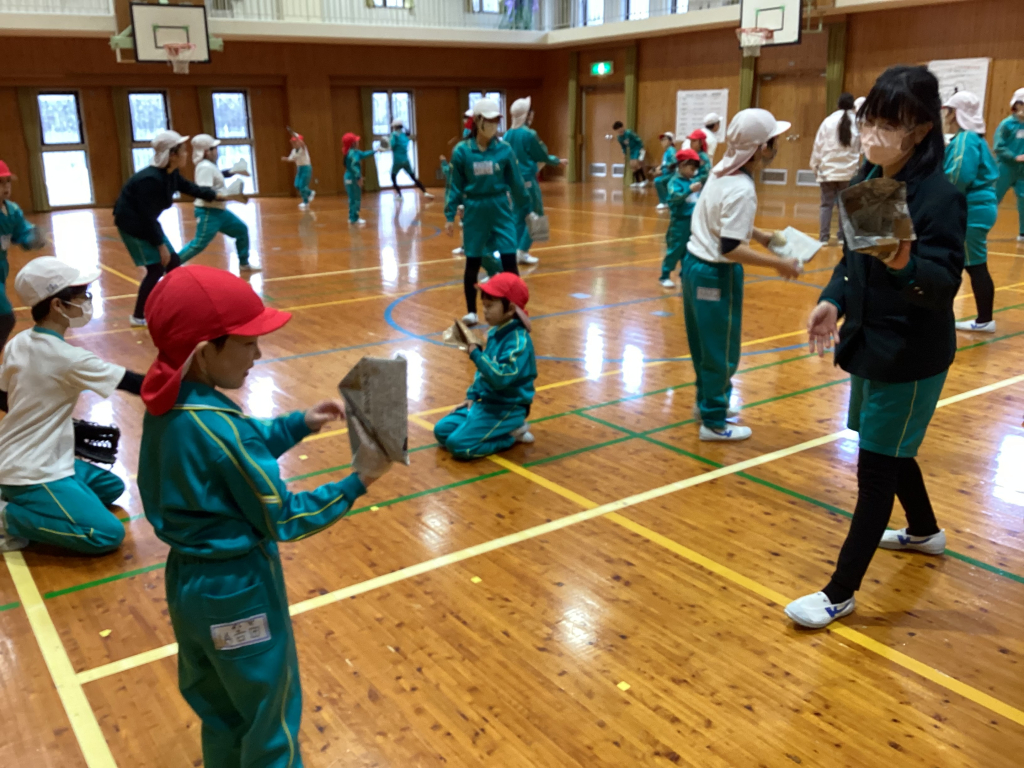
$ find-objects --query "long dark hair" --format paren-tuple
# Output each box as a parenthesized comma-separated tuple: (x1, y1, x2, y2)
(858, 65, 945, 177)
(837, 92, 855, 148)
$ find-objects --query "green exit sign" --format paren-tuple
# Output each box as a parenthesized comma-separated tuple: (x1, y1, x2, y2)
(591, 61, 614, 76)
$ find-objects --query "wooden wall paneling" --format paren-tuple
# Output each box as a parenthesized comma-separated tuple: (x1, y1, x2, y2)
(412, 87, 460, 188)
(172, 87, 207, 141)
(16, 88, 48, 213)
(757, 28, 829, 77)
(0, 88, 35, 213)
(248, 86, 291, 197)
(825, 21, 847, 114)
(533, 48, 570, 182)
(359, 87, 380, 193)
(330, 85, 362, 196)
(80, 87, 122, 206)
(285, 68, 337, 195)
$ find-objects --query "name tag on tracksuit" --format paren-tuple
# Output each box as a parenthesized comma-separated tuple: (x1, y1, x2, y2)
(211, 613, 272, 650)
(473, 161, 497, 176)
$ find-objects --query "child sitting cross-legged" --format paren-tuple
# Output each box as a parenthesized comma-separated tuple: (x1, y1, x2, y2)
(434, 273, 537, 460)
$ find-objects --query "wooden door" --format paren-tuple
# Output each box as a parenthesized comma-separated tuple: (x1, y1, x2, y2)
(582, 87, 624, 184)
(755, 72, 828, 199)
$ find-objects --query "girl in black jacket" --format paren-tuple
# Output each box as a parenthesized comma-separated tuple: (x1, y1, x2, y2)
(786, 66, 966, 629)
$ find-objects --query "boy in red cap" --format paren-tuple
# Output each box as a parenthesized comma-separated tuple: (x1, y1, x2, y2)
(434, 272, 537, 459)
(0, 159, 45, 350)
(342, 133, 379, 225)
(137, 265, 394, 766)
(659, 149, 703, 289)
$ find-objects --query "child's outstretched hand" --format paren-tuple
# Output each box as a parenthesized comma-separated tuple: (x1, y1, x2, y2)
(304, 400, 345, 432)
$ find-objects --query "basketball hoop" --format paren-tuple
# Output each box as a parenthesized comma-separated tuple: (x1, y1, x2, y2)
(737, 27, 773, 57)
(164, 42, 197, 75)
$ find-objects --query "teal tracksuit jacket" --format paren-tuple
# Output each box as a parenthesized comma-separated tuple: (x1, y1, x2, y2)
(994, 115, 1024, 233)
(0, 200, 37, 317)
(617, 130, 643, 160)
(654, 145, 677, 204)
(660, 174, 700, 280)
(344, 148, 376, 222)
(503, 125, 560, 251)
(944, 130, 998, 265)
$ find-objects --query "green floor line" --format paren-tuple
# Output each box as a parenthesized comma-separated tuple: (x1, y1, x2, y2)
(43, 561, 167, 600)
(0, 601, 21, 613)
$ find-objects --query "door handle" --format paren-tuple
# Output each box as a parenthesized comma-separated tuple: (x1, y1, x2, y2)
(786, 134, 801, 141)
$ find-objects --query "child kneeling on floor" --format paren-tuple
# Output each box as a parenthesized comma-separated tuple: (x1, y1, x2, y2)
(435, 273, 537, 459)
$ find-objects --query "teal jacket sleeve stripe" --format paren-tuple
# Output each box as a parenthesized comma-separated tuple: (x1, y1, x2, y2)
(246, 411, 311, 459)
(469, 328, 529, 390)
(195, 411, 367, 542)
(943, 133, 973, 194)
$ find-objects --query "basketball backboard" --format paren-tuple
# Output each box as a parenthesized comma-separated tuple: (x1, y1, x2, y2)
(739, 0, 803, 48)
(130, 2, 211, 64)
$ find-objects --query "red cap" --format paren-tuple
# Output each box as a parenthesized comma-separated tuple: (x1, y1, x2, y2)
(479, 273, 531, 331)
(141, 266, 291, 416)
(291, 133, 304, 142)
(675, 148, 700, 164)
(688, 129, 707, 141)
(342, 132, 360, 156)
(0, 159, 14, 179)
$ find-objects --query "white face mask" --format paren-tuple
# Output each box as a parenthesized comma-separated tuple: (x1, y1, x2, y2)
(860, 124, 912, 166)
(59, 298, 93, 328)
(478, 121, 499, 140)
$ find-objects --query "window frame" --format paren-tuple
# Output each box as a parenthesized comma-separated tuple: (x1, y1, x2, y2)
(580, 0, 604, 26)
(36, 90, 94, 208)
(210, 89, 258, 194)
(467, 90, 507, 133)
(127, 90, 171, 173)
(368, 0, 411, 8)
(370, 89, 420, 189)
(469, 0, 502, 13)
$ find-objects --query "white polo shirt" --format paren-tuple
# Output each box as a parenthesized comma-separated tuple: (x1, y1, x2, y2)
(287, 147, 312, 167)
(0, 328, 125, 486)
(194, 159, 226, 210)
(686, 171, 758, 264)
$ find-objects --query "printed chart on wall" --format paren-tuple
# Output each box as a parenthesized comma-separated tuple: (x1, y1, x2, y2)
(675, 89, 728, 145)
(927, 58, 991, 111)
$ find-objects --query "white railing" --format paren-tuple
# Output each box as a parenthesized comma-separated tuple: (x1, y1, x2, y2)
(0, 0, 111, 13)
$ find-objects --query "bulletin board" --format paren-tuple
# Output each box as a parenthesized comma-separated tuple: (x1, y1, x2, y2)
(927, 57, 991, 111)
(675, 89, 729, 144)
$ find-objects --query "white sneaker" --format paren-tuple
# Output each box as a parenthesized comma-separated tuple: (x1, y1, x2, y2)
(655, 203, 668, 211)
(692, 404, 740, 423)
(0, 501, 29, 553)
(512, 424, 535, 444)
(955, 319, 995, 333)
(350, 218, 366, 226)
(239, 263, 261, 272)
(129, 315, 147, 327)
(517, 251, 539, 265)
(308, 191, 316, 204)
(298, 203, 308, 211)
(879, 528, 946, 555)
(699, 424, 751, 441)
(659, 278, 675, 288)
(1017, 234, 1024, 243)
(462, 312, 479, 325)
(452, 246, 465, 256)
(784, 592, 855, 629)
(479, 275, 490, 284)
(424, 192, 435, 200)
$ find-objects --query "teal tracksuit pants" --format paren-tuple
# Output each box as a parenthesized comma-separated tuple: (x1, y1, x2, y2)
(166, 541, 302, 768)
(345, 179, 362, 222)
(179, 207, 251, 266)
(515, 179, 544, 253)
(119, 227, 176, 267)
(433, 403, 527, 460)
(655, 173, 670, 205)
(294, 166, 312, 204)
(681, 252, 743, 429)
(464, 195, 517, 258)
(0, 460, 126, 554)
(660, 217, 692, 280)
(965, 201, 998, 266)
(996, 161, 1024, 234)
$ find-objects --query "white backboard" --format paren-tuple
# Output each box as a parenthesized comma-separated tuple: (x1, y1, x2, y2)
(131, 3, 210, 64)
(739, 0, 802, 47)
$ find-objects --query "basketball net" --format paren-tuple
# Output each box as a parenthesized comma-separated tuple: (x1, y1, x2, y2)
(736, 28, 773, 58)
(163, 42, 196, 75)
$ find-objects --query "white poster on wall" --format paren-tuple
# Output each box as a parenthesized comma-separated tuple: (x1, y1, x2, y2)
(927, 57, 991, 111)
(675, 89, 729, 145)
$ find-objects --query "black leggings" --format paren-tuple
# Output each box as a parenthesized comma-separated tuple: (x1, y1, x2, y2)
(133, 253, 181, 320)
(392, 167, 426, 193)
(0, 312, 15, 350)
(823, 449, 940, 603)
(464, 253, 518, 314)
(632, 167, 647, 184)
(965, 263, 994, 324)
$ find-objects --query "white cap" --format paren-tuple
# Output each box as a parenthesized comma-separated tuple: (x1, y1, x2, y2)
(703, 112, 722, 127)
(472, 98, 502, 120)
(854, 96, 866, 111)
(660, 131, 675, 142)
(943, 91, 986, 134)
(191, 133, 220, 165)
(464, 108, 473, 118)
(1011, 88, 1024, 109)
(391, 119, 403, 129)
(15, 256, 101, 308)
(510, 97, 531, 129)
(713, 108, 790, 177)
(151, 130, 189, 168)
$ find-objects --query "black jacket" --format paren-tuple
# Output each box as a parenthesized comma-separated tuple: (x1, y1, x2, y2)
(820, 161, 966, 383)
(113, 166, 217, 246)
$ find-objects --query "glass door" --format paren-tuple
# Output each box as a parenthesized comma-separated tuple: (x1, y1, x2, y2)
(371, 90, 418, 189)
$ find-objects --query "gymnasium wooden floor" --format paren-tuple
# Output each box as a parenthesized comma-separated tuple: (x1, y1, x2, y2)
(2, 182, 1024, 767)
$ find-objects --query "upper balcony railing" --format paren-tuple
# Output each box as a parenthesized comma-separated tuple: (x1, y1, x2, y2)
(0, 0, 112, 14)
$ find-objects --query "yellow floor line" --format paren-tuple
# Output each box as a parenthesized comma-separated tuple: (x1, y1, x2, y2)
(956, 280, 1024, 303)
(262, 257, 455, 283)
(529, 234, 663, 252)
(98, 263, 141, 287)
(990, 250, 1024, 259)
(4, 551, 118, 767)
(72, 369, 1024, 688)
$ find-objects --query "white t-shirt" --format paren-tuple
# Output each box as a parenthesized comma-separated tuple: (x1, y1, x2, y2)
(0, 328, 125, 486)
(686, 171, 758, 264)
(288, 147, 311, 167)
(194, 159, 226, 209)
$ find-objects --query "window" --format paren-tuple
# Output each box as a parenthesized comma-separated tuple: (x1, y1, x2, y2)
(583, 0, 603, 26)
(471, 0, 501, 11)
(468, 91, 506, 132)
(211, 91, 257, 194)
(37, 92, 93, 207)
(627, 0, 649, 20)
(370, 0, 408, 7)
(675, 0, 689, 12)
(128, 92, 170, 172)
(370, 90, 419, 189)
